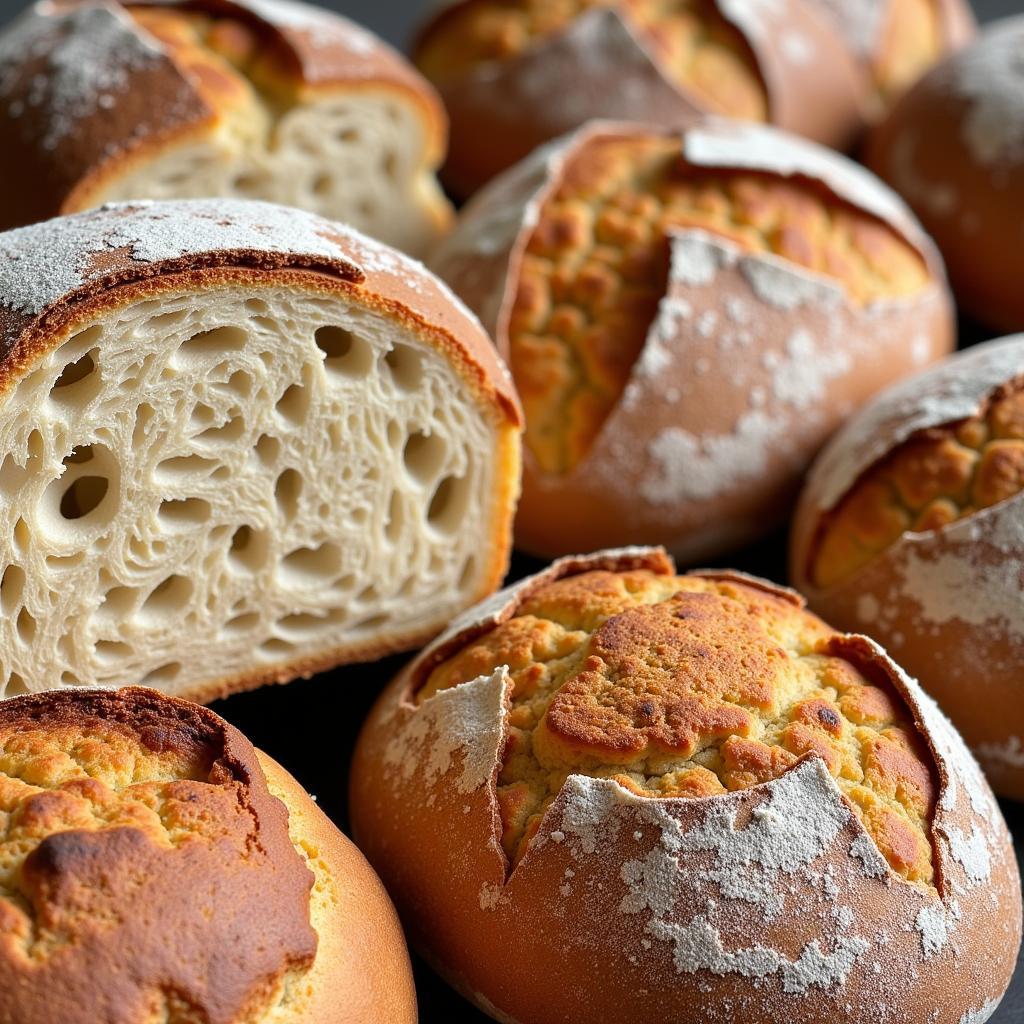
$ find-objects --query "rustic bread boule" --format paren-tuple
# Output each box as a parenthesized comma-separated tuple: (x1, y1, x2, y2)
(351, 548, 1020, 1024)
(431, 118, 954, 561)
(0, 197, 520, 702)
(865, 17, 1024, 331)
(0, 0, 452, 255)
(413, 0, 866, 196)
(791, 335, 1024, 799)
(0, 686, 417, 1023)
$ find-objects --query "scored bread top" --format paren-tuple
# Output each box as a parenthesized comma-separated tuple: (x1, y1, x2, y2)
(0, 0, 447, 227)
(505, 131, 931, 474)
(0, 197, 520, 425)
(415, 0, 767, 120)
(418, 565, 938, 884)
(0, 687, 317, 1023)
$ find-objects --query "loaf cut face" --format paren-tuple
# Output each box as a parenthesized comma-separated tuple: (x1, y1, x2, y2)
(0, 198, 520, 702)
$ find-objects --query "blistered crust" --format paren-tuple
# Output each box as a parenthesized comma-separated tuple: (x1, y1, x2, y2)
(431, 120, 953, 560)
(413, 0, 863, 196)
(0, 687, 316, 1024)
(351, 548, 1021, 1024)
(792, 336, 1024, 799)
(0, 0, 449, 243)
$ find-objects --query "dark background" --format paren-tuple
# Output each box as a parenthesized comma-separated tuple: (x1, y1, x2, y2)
(1, 0, 1021, 1021)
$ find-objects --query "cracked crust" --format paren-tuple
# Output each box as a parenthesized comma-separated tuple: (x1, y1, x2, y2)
(0, 688, 416, 1024)
(791, 337, 1024, 799)
(0, 0, 451, 254)
(351, 548, 1020, 1024)
(432, 120, 953, 560)
(413, 0, 864, 196)
(418, 568, 936, 883)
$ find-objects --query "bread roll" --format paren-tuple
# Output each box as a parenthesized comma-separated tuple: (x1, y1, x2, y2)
(431, 119, 954, 561)
(791, 336, 1024, 799)
(0, 197, 520, 702)
(0, 0, 452, 256)
(0, 686, 417, 1023)
(351, 548, 1020, 1024)
(866, 18, 1024, 331)
(804, 0, 974, 116)
(413, 0, 865, 196)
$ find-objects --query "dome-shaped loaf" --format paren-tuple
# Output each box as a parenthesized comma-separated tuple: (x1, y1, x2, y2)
(791, 335, 1024, 799)
(0, 198, 520, 702)
(0, 686, 417, 1023)
(866, 17, 1024, 331)
(0, 0, 452, 255)
(431, 119, 954, 561)
(803, 0, 974, 117)
(350, 548, 1020, 1024)
(413, 0, 867, 196)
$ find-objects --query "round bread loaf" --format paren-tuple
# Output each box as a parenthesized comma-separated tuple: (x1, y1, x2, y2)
(430, 118, 954, 561)
(0, 686, 417, 1023)
(350, 548, 1021, 1024)
(803, 0, 974, 117)
(0, 0, 452, 256)
(791, 336, 1024, 799)
(0, 197, 520, 702)
(865, 17, 1024, 331)
(413, 0, 866, 196)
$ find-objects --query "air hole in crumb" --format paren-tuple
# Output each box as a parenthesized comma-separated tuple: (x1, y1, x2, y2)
(133, 403, 156, 448)
(140, 662, 181, 686)
(178, 326, 247, 360)
(155, 454, 219, 479)
(137, 575, 193, 625)
(51, 349, 98, 394)
(5, 673, 28, 697)
(94, 639, 133, 664)
(312, 174, 332, 196)
(224, 611, 260, 636)
(279, 541, 341, 587)
(13, 519, 29, 555)
(16, 607, 36, 644)
(255, 434, 281, 468)
(403, 431, 446, 484)
(275, 468, 302, 521)
(352, 612, 389, 631)
(277, 612, 333, 637)
(0, 564, 26, 615)
(95, 585, 139, 625)
(246, 298, 269, 315)
(385, 491, 404, 544)
(260, 638, 294, 658)
(148, 309, 189, 330)
(196, 416, 246, 446)
(190, 403, 217, 429)
(60, 476, 108, 520)
(459, 557, 477, 590)
(61, 672, 82, 687)
(382, 152, 399, 180)
(383, 344, 423, 391)
(428, 475, 470, 533)
(158, 497, 211, 529)
(338, 128, 359, 143)
(315, 326, 373, 378)
(228, 525, 269, 574)
(276, 381, 311, 427)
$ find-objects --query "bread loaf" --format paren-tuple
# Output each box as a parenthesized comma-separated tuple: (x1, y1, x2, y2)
(0, 197, 520, 702)
(791, 335, 1024, 799)
(0, 0, 452, 255)
(351, 548, 1020, 1024)
(431, 119, 954, 561)
(0, 686, 417, 1023)
(866, 17, 1024, 331)
(414, 0, 867, 197)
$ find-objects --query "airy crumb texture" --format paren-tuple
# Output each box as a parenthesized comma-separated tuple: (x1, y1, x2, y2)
(510, 136, 932, 474)
(811, 385, 1024, 587)
(419, 569, 937, 885)
(415, 0, 766, 119)
(0, 688, 317, 1024)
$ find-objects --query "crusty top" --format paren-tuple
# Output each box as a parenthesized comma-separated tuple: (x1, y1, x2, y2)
(0, 197, 520, 424)
(418, 565, 938, 885)
(0, 687, 316, 1024)
(0, 0, 446, 227)
(501, 127, 931, 474)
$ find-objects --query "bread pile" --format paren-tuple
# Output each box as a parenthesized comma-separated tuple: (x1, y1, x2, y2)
(0, 1, 1019, 1023)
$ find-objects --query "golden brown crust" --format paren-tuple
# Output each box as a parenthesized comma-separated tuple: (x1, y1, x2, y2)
(413, 0, 864, 197)
(509, 133, 930, 474)
(0, 687, 316, 1024)
(810, 384, 1024, 587)
(0, 0, 448, 231)
(418, 568, 937, 882)
(351, 548, 1021, 1024)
